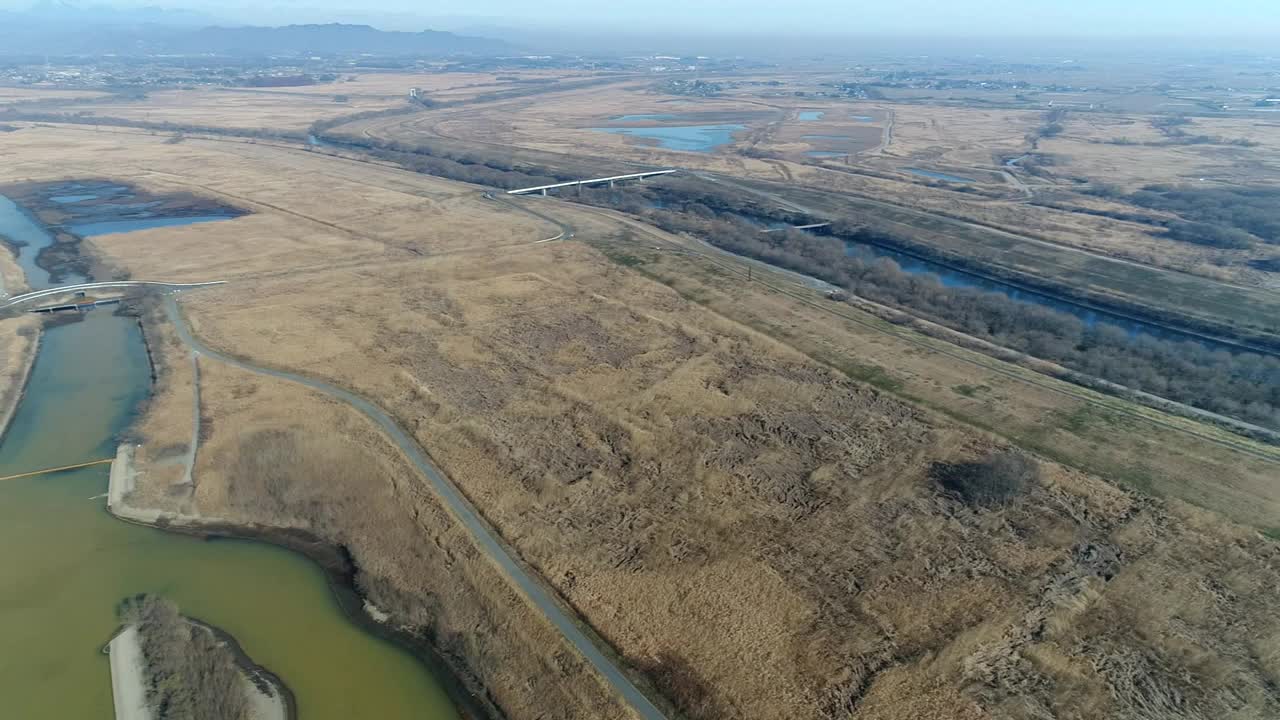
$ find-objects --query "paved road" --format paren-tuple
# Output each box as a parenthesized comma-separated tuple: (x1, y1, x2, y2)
(2, 280, 225, 308)
(162, 297, 669, 720)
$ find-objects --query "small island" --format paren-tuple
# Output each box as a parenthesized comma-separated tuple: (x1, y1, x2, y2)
(107, 595, 293, 720)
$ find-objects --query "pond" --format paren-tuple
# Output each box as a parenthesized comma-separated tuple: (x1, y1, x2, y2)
(798, 111, 825, 121)
(591, 123, 745, 152)
(906, 168, 976, 183)
(68, 215, 238, 237)
(609, 114, 678, 122)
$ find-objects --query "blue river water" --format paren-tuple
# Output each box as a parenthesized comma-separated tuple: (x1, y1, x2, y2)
(839, 236, 1244, 349)
(591, 123, 746, 152)
(69, 215, 237, 237)
(906, 168, 976, 183)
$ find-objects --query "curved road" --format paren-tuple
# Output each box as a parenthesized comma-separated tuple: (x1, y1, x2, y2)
(3, 280, 225, 308)
(162, 297, 669, 720)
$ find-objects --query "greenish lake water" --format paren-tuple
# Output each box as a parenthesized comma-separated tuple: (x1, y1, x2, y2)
(0, 189, 461, 719)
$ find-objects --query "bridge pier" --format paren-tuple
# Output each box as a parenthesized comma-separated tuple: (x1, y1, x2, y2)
(540, 188, 548, 197)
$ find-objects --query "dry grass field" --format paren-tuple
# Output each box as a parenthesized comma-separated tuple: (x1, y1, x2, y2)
(128, 312, 636, 719)
(51, 86, 408, 132)
(1038, 113, 1280, 187)
(0, 85, 111, 105)
(150, 197, 1280, 720)
(3, 107, 1278, 720)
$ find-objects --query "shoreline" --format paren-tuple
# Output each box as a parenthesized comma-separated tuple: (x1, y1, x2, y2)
(0, 235, 41, 448)
(107, 444, 494, 720)
(105, 625, 153, 720)
(186, 617, 294, 720)
(0, 320, 40, 447)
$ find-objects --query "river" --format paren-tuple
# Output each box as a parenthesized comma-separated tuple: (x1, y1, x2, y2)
(837, 234, 1256, 350)
(0, 191, 461, 719)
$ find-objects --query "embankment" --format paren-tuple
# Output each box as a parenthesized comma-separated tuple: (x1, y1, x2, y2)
(107, 444, 495, 720)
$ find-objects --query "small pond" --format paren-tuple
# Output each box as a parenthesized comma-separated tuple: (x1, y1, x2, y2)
(906, 168, 976, 183)
(609, 114, 679, 122)
(591, 124, 745, 152)
(68, 215, 238, 237)
(798, 111, 825, 121)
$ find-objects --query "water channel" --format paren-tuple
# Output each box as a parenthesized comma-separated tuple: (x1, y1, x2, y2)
(0, 191, 460, 719)
(837, 233, 1249, 350)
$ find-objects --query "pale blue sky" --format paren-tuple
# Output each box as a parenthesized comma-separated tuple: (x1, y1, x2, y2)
(6, 0, 1280, 35)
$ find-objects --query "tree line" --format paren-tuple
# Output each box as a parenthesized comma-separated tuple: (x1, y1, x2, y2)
(577, 185, 1280, 430)
(1089, 183, 1280, 249)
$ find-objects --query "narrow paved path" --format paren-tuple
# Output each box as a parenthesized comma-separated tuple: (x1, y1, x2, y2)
(162, 297, 668, 720)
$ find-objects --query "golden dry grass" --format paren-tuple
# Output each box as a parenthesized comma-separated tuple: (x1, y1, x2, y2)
(1040, 113, 1280, 188)
(5, 119, 1275, 720)
(132, 353, 638, 720)
(53, 87, 406, 132)
(0, 86, 110, 104)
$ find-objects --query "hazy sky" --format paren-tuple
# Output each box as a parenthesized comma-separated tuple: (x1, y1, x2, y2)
(7, 0, 1280, 36)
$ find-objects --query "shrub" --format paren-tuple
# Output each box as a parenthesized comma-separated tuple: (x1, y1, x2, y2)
(931, 449, 1039, 507)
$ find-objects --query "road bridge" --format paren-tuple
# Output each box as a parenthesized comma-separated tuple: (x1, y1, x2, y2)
(761, 222, 832, 233)
(1, 280, 226, 310)
(507, 169, 677, 196)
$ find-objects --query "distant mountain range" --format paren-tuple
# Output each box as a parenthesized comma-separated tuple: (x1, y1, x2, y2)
(0, 6, 512, 58)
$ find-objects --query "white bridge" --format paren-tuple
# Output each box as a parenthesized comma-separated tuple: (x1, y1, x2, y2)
(1, 280, 226, 309)
(507, 170, 677, 196)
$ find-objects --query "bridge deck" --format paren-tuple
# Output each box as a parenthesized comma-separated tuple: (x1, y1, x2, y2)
(507, 170, 677, 195)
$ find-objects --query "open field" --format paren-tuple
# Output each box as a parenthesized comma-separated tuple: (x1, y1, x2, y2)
(0, 86, 111, 105)
(50, 87, 410, 132)
(2, 61, 1279, 720)
(1038, 112, 1280, 187)
(128, 313, 636, 720)
(0, 123, 1267, 719)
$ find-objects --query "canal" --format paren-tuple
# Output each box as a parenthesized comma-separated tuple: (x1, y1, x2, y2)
(0, 190, 461, 719)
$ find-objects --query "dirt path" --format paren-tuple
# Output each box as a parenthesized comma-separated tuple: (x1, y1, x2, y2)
(161, 296, 671, 720)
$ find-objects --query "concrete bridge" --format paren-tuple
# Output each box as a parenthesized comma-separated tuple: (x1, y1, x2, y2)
(507, 170, 677, 196)
(1, 280, 226, 310)
(761, 222, 832, 234)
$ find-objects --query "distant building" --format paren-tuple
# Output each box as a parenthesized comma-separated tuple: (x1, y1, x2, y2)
(408, 87, 420, 100)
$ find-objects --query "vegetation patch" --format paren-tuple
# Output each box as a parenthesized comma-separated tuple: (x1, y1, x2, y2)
(118, 595, 255, 720)
(952, 384, 989, 397)
(931, 449, 1040, 507)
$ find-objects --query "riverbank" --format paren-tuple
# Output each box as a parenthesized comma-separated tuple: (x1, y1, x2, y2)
(0, 245, 41, 445)
(107, 442, 491, 720)
(106, 625, 152, 720)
